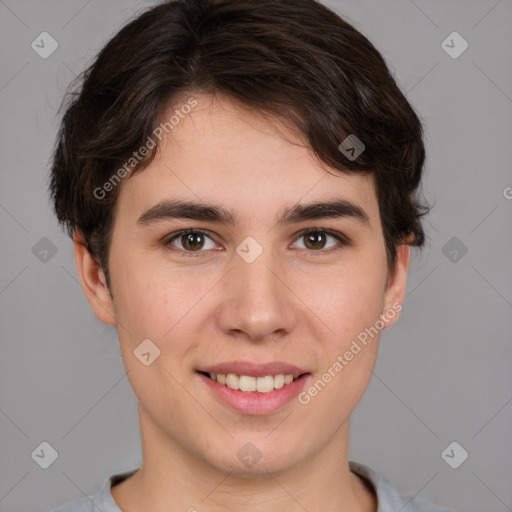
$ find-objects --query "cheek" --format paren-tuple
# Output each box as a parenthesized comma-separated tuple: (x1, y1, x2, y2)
(293, 257, 387, 344)
(111, 252, 200, 338)
(111, 256, 220, 386)
(297, 268, 386, 424)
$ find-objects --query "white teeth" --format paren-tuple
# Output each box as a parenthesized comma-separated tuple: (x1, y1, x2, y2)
(239, 375, 257, 392)
(226, 373, 239, 390)
(256, 375, 274, 393)
(206, 372, 301, 393)
(273, 374, 285, 389)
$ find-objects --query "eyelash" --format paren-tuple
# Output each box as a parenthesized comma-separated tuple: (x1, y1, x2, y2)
(163, 228, 350, 258)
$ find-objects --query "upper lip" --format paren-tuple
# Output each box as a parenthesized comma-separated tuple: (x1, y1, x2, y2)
(198, 361, 310, 377)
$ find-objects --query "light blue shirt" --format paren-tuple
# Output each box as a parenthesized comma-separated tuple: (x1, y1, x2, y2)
(51, 460, 453, 511)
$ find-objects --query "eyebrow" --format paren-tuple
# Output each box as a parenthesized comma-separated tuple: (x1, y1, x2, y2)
(136, 198, 370, 228)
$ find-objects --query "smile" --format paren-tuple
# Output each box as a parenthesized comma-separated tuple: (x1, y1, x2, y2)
(200, 372, 303, 394)
(196, 364, 311, 415)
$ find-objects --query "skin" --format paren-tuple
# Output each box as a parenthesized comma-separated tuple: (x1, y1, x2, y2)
(74, 91, 411, 512)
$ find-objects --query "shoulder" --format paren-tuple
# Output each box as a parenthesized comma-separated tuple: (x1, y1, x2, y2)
(49, 469, 138, 512)
(50, 496, 96, 512)
(349, 460, 453, 512)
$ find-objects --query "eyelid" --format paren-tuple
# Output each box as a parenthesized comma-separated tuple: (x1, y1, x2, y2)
(297, 227, 351, 245)
(291, 227, 351, 255)
(163, 228, 218, 257)
(163, 227, 350, 257)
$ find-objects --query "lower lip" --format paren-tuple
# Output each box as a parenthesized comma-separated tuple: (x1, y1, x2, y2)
(197, 372, 311, 415)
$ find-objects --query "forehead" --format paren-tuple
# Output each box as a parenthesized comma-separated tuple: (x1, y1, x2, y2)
(116, 93, 379, 227)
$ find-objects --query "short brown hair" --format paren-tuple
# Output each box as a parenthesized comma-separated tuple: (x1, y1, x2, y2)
(49, 0, 430, 290)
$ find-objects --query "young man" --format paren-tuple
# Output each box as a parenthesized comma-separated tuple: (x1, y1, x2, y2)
(49, 0, 450, 510)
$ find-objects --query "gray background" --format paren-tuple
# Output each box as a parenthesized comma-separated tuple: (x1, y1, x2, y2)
(1, 1, 511, 511)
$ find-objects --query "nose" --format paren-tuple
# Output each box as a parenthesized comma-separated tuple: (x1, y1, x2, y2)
(216, 245, 297, 342)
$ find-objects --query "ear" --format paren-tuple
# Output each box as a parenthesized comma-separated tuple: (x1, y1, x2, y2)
(381, 242, 411, 330)
(72, 230, 116, 326)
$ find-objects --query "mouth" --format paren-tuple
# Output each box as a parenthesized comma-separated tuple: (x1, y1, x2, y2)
(197, 371, 309, 394)
(196, 360, 312, 415)
(195, 363, 312, 415)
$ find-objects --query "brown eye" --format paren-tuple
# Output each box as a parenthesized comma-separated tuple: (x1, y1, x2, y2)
(293, 229, 349, 252)
(304, 231, 328, 250)
(164, 229, 216, 256)
(180, 232, 205, 251)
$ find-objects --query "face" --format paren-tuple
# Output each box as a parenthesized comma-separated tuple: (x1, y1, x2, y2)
(77, 92, 409, 476)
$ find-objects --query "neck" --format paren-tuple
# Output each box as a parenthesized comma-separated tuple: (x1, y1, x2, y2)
(111, 408, 377, 512)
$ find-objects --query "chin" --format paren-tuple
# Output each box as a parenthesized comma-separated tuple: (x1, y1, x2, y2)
(207, 441, 306, 477)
